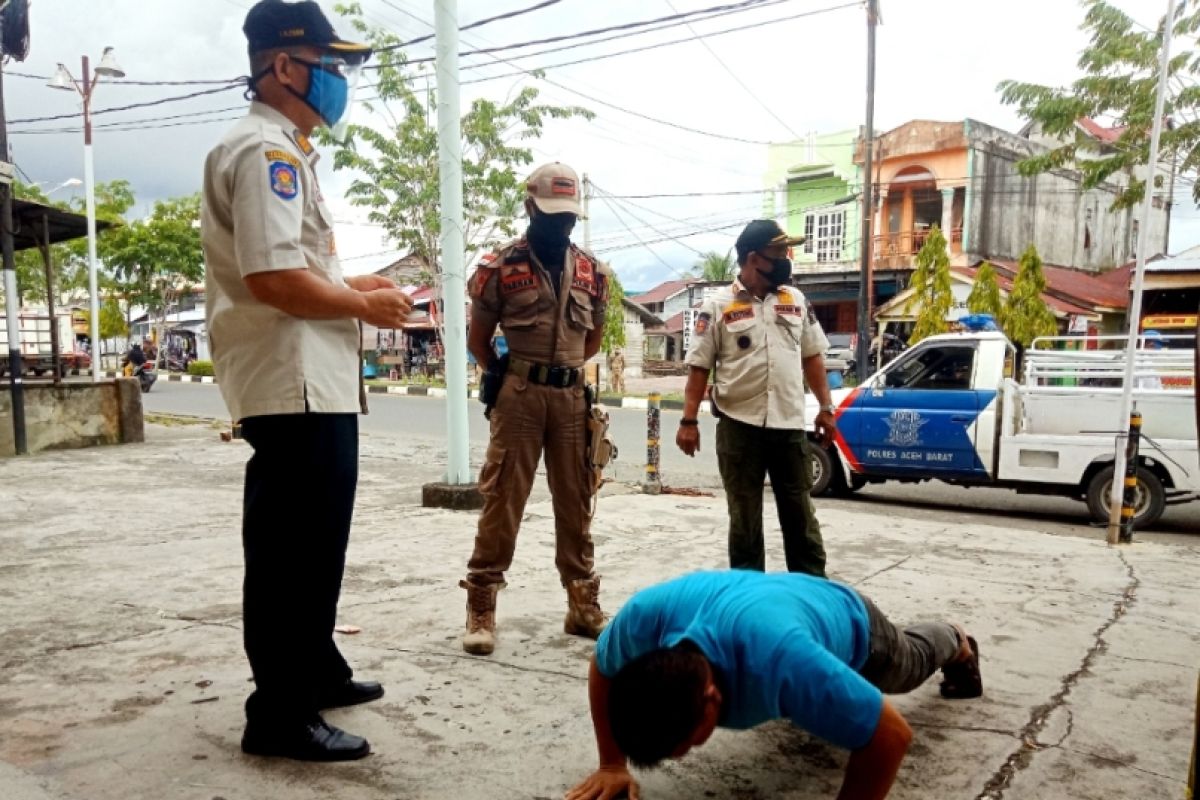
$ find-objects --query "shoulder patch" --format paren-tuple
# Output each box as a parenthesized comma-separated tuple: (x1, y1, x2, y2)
(269, 161, 299, 200)
(470, 267, 496, 297)
(292, 129, 315, 157)
(264, 149, 301, 169)
(694, 312, 712, 337)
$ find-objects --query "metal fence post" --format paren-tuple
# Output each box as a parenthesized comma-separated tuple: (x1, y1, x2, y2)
(643, 392, 662, 495)
(1118, 410, 1142, 544)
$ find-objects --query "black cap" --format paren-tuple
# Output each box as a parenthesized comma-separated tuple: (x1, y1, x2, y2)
(244, 0, 372, 62)
(734, 219, 805, 260)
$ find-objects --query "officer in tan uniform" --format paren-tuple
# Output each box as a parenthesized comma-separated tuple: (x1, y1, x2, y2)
(461, 162, 609, 655)
(677, 220, 836, 577)
(609, 347, 626, 394)
(202, 0, 411, 762)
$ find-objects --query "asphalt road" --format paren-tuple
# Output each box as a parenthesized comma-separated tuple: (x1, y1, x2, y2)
(142, 380, 1200, 544)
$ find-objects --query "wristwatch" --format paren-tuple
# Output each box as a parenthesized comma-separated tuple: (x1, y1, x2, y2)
(820, 403, 837, 415)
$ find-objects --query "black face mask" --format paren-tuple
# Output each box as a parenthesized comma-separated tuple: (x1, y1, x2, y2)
(758, 255, 793, 288)
(527, 210, 575, 258)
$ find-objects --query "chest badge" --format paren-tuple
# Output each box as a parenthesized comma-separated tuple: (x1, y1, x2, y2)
(737, 334, 752, 350)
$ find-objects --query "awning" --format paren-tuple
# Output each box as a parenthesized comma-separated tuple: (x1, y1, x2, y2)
(9, 198, 117, 252)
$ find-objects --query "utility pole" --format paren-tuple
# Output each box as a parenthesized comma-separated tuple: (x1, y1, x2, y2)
(434, 0, 471, 486)
(854, 0, 879, 379)
(582, 173, 591, 251)
(0, 58, 27, 454)
(1106, 0, 1174, 545)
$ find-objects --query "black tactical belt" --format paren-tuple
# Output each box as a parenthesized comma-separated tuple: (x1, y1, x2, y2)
(510, 357, 581, 388)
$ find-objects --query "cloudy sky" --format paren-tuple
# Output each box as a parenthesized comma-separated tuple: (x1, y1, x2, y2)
(5, 0, 1190, 291)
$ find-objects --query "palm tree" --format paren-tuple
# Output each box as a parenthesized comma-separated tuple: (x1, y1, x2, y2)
(693, 250, 736, 282)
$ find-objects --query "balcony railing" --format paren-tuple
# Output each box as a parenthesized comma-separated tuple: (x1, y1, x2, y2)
(873, 227, 962, 268)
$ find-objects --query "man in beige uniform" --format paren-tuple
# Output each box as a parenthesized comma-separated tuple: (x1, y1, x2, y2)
(202, 0, 411, 762)
(461, 163, 609, 655)
(609, 347, 626, 394)
(678, 220, 836, 577)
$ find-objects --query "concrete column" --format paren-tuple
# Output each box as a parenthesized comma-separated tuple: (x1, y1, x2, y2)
(874, 188, 888, 251)
(941, 188, 955, 253)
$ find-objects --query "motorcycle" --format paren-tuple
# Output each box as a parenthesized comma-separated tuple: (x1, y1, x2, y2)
(133, 361, 157, 393)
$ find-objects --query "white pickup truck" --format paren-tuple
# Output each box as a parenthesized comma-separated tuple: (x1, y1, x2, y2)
(807, 330, 1198, 528)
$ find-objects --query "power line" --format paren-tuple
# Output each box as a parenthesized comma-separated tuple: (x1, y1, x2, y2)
(376, 0, 567, 52)
(598, 188, 709, 258)
(383, 0, 783, 63)
(661, 0, 801, 140)
(598, 194, 694, 279)
(450, 0, 797, 69)
(458, 2, 860, 145)
(7, 69, 243, 86)
(9, 84, 243, 125)
(10, 106, 245, 135)
(10, 115, 242, 136)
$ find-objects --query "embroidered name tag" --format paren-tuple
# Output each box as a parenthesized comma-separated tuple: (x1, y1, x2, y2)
(501, 273, 537, 295)
(775, 304, 803, 316)
(264, 149, 301, 168)
(723, 307, 754, 324)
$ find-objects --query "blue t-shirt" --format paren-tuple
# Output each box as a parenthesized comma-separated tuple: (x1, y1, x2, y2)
(594, 570, 882, 751)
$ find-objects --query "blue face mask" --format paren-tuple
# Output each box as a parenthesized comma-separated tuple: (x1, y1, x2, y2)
(292, 58, 349, 128)
(251, 56, 350, 129)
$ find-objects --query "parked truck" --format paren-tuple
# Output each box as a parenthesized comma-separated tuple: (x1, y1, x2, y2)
(0, 309, 90, 378)
(807, 327, 1198, 528)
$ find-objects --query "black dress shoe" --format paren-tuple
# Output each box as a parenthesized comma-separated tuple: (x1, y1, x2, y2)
(315, 679, 385, 710)
(242, 716, 370, 761)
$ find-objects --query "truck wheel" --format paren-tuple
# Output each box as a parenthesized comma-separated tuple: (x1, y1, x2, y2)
(809, 443, 836, 496)
(1085, 466, 1166, 529)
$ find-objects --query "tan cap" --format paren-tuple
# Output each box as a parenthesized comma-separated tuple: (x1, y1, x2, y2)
(526, 162, 584, 217)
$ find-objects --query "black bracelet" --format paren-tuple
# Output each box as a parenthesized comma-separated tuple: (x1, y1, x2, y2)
(680, 418, 699, 426)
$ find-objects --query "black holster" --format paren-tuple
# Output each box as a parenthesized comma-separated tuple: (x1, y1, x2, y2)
(481, 353, 510, 419)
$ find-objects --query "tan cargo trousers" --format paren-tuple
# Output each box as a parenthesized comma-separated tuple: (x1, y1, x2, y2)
(466, 373, 595, 587)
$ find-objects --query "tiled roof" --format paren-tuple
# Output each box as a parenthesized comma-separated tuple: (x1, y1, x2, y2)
(978, 259, 1128, 311)
(647, 310, 687, 334)
(1077, 117, 1126, 145)
(954, 266, 1095, 317)
(630, 279, 694, 306)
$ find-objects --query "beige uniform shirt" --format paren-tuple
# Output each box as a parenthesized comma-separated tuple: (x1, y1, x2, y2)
(469, 239, 608, 368)
(202, 102, 363, 421)
(686, 279, 829, 430)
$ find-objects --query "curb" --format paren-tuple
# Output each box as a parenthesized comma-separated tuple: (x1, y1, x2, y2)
(99, 371, 216, 384)
(110, 370, 705, 413)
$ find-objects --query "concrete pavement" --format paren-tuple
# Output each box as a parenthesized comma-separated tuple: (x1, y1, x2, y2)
(1, 424, 1197, 800)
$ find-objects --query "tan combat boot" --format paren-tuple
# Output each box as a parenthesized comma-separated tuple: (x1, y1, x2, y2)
(460, 579, 503, 655)
(564, 576, 607, 639)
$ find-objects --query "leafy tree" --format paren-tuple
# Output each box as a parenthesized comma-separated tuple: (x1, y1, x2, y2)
(78, 297, 127, 341)
(327, 2, 593, 274)
(905, 225, 953, 344)
(602, 273, 626, 356)
(1000, 244, 1059, 348)
(998, 0, 1200, 209)
(692, 250, 735, 282)
(104, 194, 204, 365)
(966, 260, 1003, 318)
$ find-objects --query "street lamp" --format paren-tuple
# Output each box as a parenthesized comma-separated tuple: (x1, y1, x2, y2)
(47, 47, 125, 382)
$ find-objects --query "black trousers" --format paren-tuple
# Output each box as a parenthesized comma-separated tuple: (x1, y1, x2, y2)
(715, 416, 827, 577)
(240, 413, 359, 726)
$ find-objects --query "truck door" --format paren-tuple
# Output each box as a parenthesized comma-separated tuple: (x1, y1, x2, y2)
(842, 343, 992, 477)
